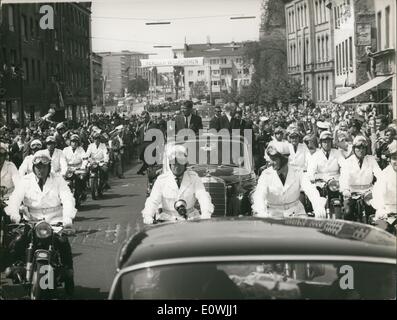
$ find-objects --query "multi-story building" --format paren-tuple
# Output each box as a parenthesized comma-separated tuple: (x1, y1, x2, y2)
(373, 0, 396, 117)
(285, 0, 335, 104)
(91, 52, 103, 107)
(0, 2, 92, 125)
(332, 0, 376, 98)
(98, 51, 149, 97)
(175, 41, 253, 100)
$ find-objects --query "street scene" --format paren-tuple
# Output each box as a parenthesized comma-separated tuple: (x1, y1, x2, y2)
(0, 0, 396, 301)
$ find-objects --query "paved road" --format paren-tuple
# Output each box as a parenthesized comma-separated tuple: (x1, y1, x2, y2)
(1, 163, 147, 300)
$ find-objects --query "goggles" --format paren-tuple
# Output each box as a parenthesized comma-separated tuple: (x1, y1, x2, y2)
(33, 157, 51, 165)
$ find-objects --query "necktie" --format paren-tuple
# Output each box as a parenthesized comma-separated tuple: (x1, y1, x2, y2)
(175, 176, 182, 188)
(278, 172, 286, 185)
(185, 117, 189, 128)
(358, 159, 363, 168)
(325, 151, 330, 159)
(38, 179, 44, 191)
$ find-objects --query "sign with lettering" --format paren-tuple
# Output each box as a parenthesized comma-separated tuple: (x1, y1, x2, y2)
(140, 57, 204, 68)
(356, 24, 372, 46)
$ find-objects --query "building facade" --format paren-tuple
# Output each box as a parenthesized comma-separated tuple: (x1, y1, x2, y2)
(98, 51, 149, 97)
(373, 0, 396, 117)
(285, 0, 335, 104)
(91, 52, 103, 108)
(175, 41, 253, 100)
(0, 2, 92, 126)
(332, 0, 376, 98)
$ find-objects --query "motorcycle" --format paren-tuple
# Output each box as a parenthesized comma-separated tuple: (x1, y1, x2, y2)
(370, 213, 397, 236)
(315, 178, 342, 219)
(4, 219, 75, 300)
(87, 160, 106, 200)
(346, 190, 373, 224)
(64, 167, 87, 208)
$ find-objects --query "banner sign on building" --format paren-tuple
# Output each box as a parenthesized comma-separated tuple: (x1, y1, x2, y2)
(356, 24, 372, 46)
(140, 57, 204, 68)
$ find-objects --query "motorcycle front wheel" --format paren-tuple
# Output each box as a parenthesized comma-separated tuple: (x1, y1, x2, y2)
(90, 177, 98, 200)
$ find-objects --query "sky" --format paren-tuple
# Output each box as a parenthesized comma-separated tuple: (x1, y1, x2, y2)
(2, 0, 262, 59)
(90, 0, 262, 58)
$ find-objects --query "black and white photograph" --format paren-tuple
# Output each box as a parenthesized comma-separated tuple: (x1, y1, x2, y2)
(0, 0, 396, 306)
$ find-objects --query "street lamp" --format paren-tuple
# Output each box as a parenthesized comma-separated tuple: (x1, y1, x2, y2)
(230, 16, 256, 20)
(145, 21, 171, 25)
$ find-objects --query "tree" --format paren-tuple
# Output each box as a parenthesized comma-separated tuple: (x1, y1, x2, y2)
(127, 76, 149, 96)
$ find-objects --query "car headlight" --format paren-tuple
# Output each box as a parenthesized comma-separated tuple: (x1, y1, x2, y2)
(35, 222, 53, 239)
(328, 179, 339, 192)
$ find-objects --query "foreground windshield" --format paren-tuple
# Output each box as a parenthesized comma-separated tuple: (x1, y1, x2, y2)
(175, 139, 251, 169)
(117, 261, 396, 299)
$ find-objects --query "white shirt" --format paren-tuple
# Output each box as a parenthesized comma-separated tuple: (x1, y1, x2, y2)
(252, 166, 326, 218)
(5, 172, 76, 225)
(142, 170, 214, 221)
(307, 148, 345, 181)
(340, 154, 381, 193)
(63, 146, 86, 169)
(19, 154, 34, 176)
(85, 142, 109, 163)
(1, 161, 21, 198)
(288, 143, 311, 171)
(48, 148, 68, 175)
(372, 165, 397, 218)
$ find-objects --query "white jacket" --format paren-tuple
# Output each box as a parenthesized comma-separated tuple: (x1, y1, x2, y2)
(339, 155, 381, 194)
(142, 170, 214, 221)
(5, 172, 76, 225)
(252, 165, 326, 218)
(19, 154, 34, 176)
(372, 165, 396, 218)
(288, 143, 311, 171)
(85, 143, 109, 163)
(63, 146, 87, 169)
(1, 160, 21, 198)
(307, 148, 345, 181)
(48, 149, 68, 175)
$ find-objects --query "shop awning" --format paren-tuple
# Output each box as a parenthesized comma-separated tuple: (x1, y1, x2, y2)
(333, 75, 393, 104)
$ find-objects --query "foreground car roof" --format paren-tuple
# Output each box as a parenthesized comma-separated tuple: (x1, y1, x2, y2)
(118, 217, 397, 268)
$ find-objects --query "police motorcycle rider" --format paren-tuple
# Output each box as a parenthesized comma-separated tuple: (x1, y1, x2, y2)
(372, 141, 397, 234)
(55, 122, 68, 150)
(85, 132, 109, 198)
(142, 145, 214, 224)
(1, 143, 21, 246)
(287, 127, 311, 172)
(340, 136, 382, 222)
(252, 141, 326, 219)
(4, 151, 76, 292)
(19, 139, 43, 176)
(45, 136, 68, 176)
(63, 134, 88, 203)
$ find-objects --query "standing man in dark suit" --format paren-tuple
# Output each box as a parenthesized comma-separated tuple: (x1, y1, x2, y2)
(219, 103, 237, 133)
(233, 107, 252, 136)
(136, 111, 159, 175)
(209, 105, 222, 131)
(175, 100, 203, 135)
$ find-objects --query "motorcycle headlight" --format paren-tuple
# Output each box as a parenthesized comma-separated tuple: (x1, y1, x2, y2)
(35, 222, 53, 239)
(66, 171, 74, 178)
(328, 179, 340, 192)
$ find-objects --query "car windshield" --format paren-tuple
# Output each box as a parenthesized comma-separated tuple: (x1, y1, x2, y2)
(165, 138, 252, 171)
(117, 261, 396, 300)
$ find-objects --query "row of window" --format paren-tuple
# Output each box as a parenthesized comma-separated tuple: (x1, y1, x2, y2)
(209, 58, 243, 65)
(335, 37, 353, 76)
(287, 3, 308, 33)
(314, 0, 329, 25)
(317, 75, 330, 101)
(21, 57, 58, 84)
(334, 1, 351, 29)
(187, 68, 246, 77)
(316, 33, 330, 63)
(377, 6, 391, 51)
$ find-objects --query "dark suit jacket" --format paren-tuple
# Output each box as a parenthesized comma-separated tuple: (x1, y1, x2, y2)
(137, 120, 159, 145)
(219, 115, 240, 133)
(209, 116, 222, 131)
(175, 114, 203, 135)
